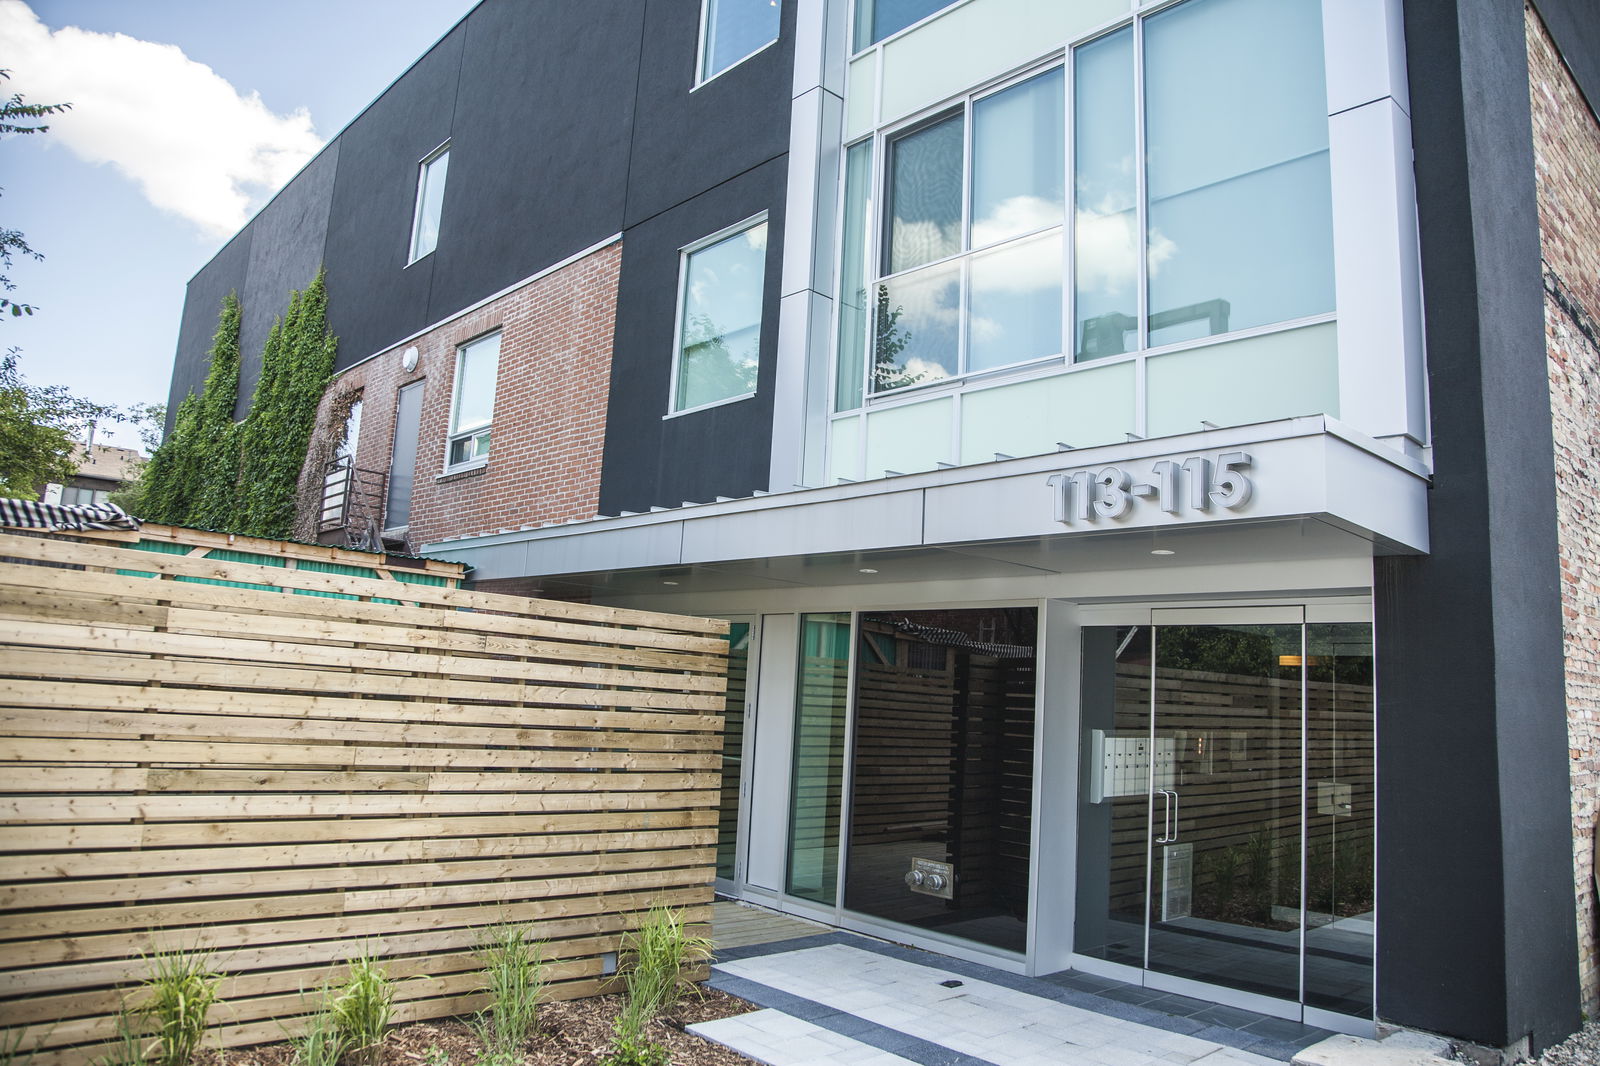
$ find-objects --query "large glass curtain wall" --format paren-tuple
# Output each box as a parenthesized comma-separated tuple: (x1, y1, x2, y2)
(835, 0, 1333, 409)
(785, 608, 1038, 953)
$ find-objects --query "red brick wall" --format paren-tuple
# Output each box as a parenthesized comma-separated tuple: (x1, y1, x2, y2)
(1527, 3, 1600, 1017)
(300, 241, 622, 549)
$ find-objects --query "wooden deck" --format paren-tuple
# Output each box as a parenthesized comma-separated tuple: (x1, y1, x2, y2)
(712, 899, 831, 950)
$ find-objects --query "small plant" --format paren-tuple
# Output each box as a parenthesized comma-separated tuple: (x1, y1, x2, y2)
(3, 1026, 55, 1066)
(329, 953, 393, 1066)
(287, 1005, 345, 1066)
(422, 1045, 450, 1066)
(93, 1010, 149, 1066)
(470, 923, 546, 1056)
(600, 904, 714, 1066)
(135, 947, 223, 1066)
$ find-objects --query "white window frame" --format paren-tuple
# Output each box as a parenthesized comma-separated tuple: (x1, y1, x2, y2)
(407, 140, 451, 265)
(694, 0, 782, 89)
(443, 330, 500, 472)
(666, 212, 770, 418)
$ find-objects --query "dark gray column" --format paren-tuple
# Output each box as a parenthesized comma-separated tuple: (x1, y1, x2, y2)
(1375, 0, 1580, 1052)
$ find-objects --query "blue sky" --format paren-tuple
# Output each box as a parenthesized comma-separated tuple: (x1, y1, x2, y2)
(1, 0, 480, 450)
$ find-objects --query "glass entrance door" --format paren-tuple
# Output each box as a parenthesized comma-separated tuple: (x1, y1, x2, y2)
(1073, 611, 1374, 1022)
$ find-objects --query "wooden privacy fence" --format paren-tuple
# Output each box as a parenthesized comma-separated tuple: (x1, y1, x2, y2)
(0, 524, 728, 1065)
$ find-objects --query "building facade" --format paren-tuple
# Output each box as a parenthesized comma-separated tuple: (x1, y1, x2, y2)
(165, 0, 1600, 1054)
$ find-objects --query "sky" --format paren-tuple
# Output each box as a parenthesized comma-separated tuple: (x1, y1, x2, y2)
(0, 0, 481, 451)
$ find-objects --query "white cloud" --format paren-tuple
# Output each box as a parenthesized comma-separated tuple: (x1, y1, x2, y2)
(0, 0, 323, 236)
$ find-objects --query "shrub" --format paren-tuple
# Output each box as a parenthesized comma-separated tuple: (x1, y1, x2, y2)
(471, 924, 546, 1055)
(135, 948, 222, 1066)
(287, 1004, 344, 1066)
(601, 904, 714, 1066)
(329, 954, 393, 1066)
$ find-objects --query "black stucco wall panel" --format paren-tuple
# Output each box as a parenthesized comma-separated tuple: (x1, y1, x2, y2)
(624, 0, 794, 227)
(426, 2, 644, 317)
(166, 226, 252, 433)
(600, 156, 787, 513)
(234, 143, 339, 418)
(321, 23, 465, 369)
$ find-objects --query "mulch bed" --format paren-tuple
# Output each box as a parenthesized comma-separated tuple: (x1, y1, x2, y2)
(193, 988, 760, 1066)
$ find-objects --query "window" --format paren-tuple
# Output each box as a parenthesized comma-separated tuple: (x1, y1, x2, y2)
(838, 0, 1332, 407)
(61, 486, 110, 507)
(446, 332, 499, 468)
(408, 143, 449, 263)
(670, 217, 768, 414)
(853, 0, 958, 50)
(698, 0, 780, 83)
(870, 66, 1064, 396)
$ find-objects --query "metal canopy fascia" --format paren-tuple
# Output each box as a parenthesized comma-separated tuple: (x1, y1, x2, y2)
(423, 415, 1430, 584)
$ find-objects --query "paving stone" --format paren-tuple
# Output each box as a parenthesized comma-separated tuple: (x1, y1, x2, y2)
(1290, 1035, 1451, 1066)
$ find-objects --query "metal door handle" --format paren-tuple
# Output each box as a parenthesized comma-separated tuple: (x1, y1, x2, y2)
(1155, 789, 1174, 842)
(1168, 789, 1180, 842)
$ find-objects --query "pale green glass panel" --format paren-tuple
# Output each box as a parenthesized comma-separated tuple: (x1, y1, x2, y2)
(880, 0, 1125, 125)
(787, 613, 852, 905)
(959, 362, 1133, 464)
(971, 67, 1064, 249)
(1145, 322, 1338, 437)
(829, 415, 863, 483)
(836, 141, 874, 412)
(865, 396, 952, 475)
(845, 54, 877, 141)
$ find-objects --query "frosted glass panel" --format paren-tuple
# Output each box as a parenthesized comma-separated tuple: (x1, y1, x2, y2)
(1145, 0, 1332, 342)
(866, 397, 953, 475)
(872, 262, 959, 393)
(829, 415, 863, 482)
(880, 0, 1126, 126)
(968, 232, 1062, 372)
(960, 362, 1134, 463)
(836, 142, 874, 411)
(887, 113, 964, 273)
(845, 54, 877, 139)
(1145, 322, 1338, 436)
(972, 67, 1064, 248)
(1073, 28, 1136, 360)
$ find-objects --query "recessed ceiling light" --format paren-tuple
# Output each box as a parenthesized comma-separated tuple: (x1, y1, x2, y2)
(661, 580, 680, 586)
(1151, 549, 1175, 556)
(858, 567, 879, 574)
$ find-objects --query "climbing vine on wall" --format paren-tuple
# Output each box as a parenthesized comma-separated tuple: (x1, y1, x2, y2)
(137, 271, 338, 538)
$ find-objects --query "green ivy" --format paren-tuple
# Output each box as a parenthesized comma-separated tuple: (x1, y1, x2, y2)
(138, 271, 337, 538)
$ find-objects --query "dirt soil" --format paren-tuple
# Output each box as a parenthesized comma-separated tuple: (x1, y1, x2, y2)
(196, 988, 759, 1066)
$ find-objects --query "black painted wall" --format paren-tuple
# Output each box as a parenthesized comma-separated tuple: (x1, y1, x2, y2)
(1377, 0, 1581, 1051)
(166, 0, 792, 508)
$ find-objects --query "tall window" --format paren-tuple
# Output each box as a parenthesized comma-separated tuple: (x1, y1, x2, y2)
(839, 0, 1332, 407)
(446, 332, 499, 468)
(671, 217, 768, 414)
(408, 143, 449, 263)
(699, 0, 780, 83)
(872, 66, 1065, 395)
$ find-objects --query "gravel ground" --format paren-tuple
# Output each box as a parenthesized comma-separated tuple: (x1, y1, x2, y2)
(1527, 1019, 1600, 1066)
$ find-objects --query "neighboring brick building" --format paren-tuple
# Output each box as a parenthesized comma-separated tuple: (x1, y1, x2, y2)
(166, 0, 1600, 1055)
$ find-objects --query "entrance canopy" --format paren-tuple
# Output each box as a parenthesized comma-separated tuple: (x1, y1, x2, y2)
(425, 416, 1429, 597)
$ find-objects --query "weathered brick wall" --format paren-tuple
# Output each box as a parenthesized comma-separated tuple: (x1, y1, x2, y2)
(1527, 2, 1600, 1017)
(302, 241, 622, 549)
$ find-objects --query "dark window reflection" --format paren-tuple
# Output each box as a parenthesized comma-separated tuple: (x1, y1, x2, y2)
(845, 607, 1036, 952)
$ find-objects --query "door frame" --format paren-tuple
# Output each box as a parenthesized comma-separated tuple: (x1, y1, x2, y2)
(713, 615, 761, 897)
(1065, 599, 1376, 1036)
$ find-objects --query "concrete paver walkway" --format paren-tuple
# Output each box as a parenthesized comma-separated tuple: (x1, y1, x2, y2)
(693, 926, 1339, 1066)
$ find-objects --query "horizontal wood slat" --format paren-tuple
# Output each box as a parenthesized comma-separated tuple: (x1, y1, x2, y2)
(0, 526, 728, 1065)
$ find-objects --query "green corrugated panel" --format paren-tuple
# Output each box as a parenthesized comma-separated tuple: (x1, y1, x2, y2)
(116, 539, 188, 578)
(292, 558, 378, 601)
(173, 546, 284, 592)
(394, 570, 449, 586)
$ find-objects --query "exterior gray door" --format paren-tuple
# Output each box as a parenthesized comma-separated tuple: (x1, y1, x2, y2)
(385, 382, 423, 530)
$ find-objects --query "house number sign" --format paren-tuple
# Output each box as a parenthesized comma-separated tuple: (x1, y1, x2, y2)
(1046, 451, 1254, 525)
